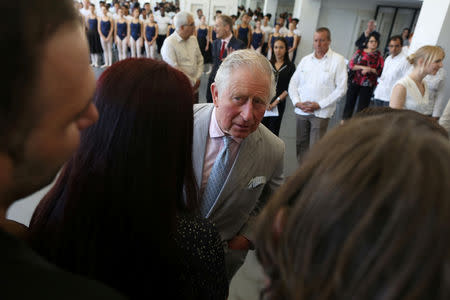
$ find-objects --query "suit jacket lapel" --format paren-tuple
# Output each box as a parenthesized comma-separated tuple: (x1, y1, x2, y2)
(223, 37, 236, 60)
(209, 127, 262, 216)
(193, 105, 213, 188)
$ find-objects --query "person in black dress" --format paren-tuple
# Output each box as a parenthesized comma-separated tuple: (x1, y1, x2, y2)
(85, 3, 103, 67)
(262, 37, 296, 136)
(29, 59, 228, 300)
(196, 15, 211, 66)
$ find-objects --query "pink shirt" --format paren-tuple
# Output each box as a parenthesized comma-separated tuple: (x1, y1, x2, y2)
(221, 34, 233, 47)
(200, 108, 242, 196)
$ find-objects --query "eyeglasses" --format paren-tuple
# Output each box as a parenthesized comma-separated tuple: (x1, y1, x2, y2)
(388, 45, 401, 48)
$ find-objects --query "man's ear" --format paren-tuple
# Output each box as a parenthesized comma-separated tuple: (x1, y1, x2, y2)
(211, 82, 219, 107)
(273, 207, 287, 239)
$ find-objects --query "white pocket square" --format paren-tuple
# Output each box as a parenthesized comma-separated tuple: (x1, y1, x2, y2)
(247, 176, 266, 189)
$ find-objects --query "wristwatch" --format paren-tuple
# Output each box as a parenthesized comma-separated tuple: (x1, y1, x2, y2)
(276, 97, 281, 102)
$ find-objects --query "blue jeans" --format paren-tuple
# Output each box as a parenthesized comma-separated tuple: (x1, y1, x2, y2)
(372, 99, 390, 107)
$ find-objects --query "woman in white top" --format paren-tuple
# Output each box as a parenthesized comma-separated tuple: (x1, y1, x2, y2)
(390, 45, 445, 115)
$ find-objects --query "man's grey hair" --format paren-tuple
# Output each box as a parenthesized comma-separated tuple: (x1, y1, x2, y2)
(214, 49, 276, 103)
(174, 11, 193, 30)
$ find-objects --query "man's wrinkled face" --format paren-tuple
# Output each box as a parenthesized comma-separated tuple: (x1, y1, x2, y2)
(211, 67, 270, 139)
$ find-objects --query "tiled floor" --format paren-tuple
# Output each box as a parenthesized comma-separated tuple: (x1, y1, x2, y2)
(6, 60, 346, 299)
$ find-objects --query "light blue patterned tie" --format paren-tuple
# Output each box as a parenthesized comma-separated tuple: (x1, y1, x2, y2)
(201, 136, 233, 217)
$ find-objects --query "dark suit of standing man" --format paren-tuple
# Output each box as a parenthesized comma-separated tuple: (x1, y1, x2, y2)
(206, 14, 246, 103)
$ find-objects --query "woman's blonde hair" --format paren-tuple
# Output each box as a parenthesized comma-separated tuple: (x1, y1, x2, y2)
(407, 45, 445, 67)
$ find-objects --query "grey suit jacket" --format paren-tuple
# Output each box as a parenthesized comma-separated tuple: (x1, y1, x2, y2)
(193, 104, 285, 244)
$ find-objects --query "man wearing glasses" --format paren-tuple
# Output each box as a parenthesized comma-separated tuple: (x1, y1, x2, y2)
(372, 35, 410, 107)
(161, 11, 203, 102)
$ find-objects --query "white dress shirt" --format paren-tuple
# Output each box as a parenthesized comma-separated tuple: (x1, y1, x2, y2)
(261, 25, 272, 43)
(424, 68, 447, 117)
(155, 14, 171, 35)
(373, 52, 410, 102)
(194, 17, 202, 27)
(294, 24, 302, 37)
(275, 26, 289, 36)
(79, 8, 90, 17)
(161, 31, 204, 86)
(288, 48, 348, 118)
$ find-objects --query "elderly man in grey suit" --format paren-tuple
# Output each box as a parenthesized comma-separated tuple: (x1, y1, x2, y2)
(193, 49, 285, 280)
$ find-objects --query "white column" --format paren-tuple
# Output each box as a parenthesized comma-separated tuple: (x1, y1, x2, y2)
(292, 0, 322, 64)
(263, 0, 278, 17)
(410, 0, 450, 51)
(246, 0, 258, 10)
(410, 0, 450, 113)
(180, 0, 238, 24)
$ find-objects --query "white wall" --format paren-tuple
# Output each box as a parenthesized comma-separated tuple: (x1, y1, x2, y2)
(316, 0, 377, 59)
(180, 0, 238, 24)
(435, 0, 450, 115)
(292, 0, 322, 63)
(438, 11, 450, 114)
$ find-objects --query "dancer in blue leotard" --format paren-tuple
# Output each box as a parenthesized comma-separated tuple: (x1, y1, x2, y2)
(195, 15, 211, 65)
(144, 14, 158, 59)
(115, 6, 129, 61)
(98, 6, 113, 67)
(266, 23, 282, 60)
(251, 20, 264, 53)
(285, 22, 299, 61)
(167, 23, 175, 36)
(129, 7, 143, 58)
(235, 13, 252, 48)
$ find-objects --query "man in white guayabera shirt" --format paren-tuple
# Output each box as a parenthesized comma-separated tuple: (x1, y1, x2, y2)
(373, 35, 410, 107)
(288, 27, 347, 164)
(161, 11, 203, 102)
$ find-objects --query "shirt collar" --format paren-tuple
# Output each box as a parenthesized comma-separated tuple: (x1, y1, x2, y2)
(221, 34, 233, 44)
(313, 48, 332, 60)
(174, 31, 184, 42)
(210, 107, 242, 144)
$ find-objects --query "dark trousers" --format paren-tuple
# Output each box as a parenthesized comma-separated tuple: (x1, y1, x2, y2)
(156, 34, 166, 54)
(372, 98, 390, 107)
(261, 101, 286, 136)
(343, 83, 374, 119)
(292, 47, 298, 62)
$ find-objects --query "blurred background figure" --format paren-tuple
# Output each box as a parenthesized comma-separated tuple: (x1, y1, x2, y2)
(256, 112, 450, 300)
